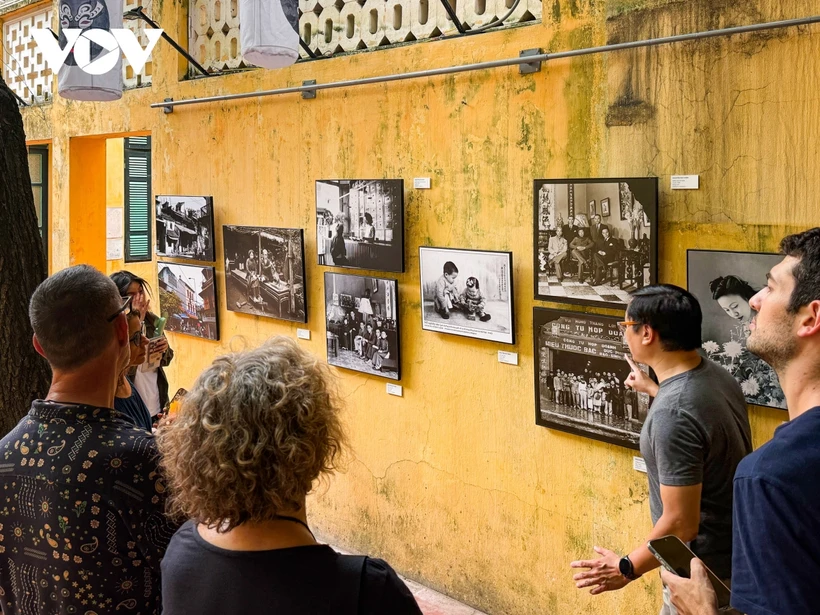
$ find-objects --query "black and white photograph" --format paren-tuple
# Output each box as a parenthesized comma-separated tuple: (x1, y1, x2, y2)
(223, 226, 307, 323)
(324, 272, 400, 380)
(316, 179, 404, 272)
(158, 262, 219, 341)
(687, 249, 786, 410)
(534, 178, 658, 308)
(419, 247, 515, 345)
(534, 308, 652, 449)
(155, 195, 215, 261)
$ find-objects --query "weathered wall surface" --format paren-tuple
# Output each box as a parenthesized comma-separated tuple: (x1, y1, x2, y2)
(19, 0, 819, 612)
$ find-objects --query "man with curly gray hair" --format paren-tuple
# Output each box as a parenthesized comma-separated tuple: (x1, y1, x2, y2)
(158, 336, 421, 614)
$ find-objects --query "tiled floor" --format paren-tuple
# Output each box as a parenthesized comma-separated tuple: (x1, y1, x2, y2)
(537, 272, 635, 304)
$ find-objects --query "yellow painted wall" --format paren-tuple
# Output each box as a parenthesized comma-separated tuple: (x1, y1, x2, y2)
(19, 0, 818, 612)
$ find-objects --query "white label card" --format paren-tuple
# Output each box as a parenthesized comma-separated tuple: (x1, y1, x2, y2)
(633, 456, 647, 473)
(386, 383, 403, 397)
(498, 351, 519, 365)
(413, 177, 431, 189)
(106, 207, 123, 238)
(296, 329, 311, 340)
(671, 175, 699, 190)
(106, 238, 123, 260)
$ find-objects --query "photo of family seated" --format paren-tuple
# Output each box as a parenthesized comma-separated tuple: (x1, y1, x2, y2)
(419, 247, 515, 345)
(324, 272, 401, 380)
(533, 178, 658, 308)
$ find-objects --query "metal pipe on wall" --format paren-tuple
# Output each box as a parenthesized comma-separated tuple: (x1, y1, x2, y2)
(151, 15, 820, 110)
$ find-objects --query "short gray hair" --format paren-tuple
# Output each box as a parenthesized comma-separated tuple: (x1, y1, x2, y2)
(29, 265, 123, 370)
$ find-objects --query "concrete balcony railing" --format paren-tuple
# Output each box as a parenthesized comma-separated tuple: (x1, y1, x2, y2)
(1, 0, 152, 104)
(189, 0, 542, 74)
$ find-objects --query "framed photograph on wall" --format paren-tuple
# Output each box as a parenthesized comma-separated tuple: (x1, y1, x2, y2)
(155, 195, 215, 261)
(687, 249, 786, 410)
(222, 226, 307, 323)
(600, 197, 611, 217)
(158, 261, 219, 341)
(533, 177, 659, 308)
(419, 247, 515, 345)
(324, 272, 400, 380)
(533, 307, 652, 449)
(588, 200, 596, 216)
(316, 179, 405, 273)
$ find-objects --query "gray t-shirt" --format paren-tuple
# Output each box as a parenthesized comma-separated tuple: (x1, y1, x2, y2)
(640, 358, 752, 579)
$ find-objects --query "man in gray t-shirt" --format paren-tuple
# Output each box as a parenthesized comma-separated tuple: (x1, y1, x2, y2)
(641, 357, 752, 579)
(571, 285, 751, 614)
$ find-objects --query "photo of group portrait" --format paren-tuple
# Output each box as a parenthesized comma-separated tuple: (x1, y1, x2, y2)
(534, 308, 653, 449)
(534, 178, 658, 308)
(324, 272, 401, 380)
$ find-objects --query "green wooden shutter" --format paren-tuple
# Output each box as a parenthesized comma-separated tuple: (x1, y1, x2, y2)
(28, 145, 49, 257)
(124, 136, 152, 263)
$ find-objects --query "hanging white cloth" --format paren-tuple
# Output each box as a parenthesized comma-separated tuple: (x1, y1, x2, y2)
(240, 0, 300, 69)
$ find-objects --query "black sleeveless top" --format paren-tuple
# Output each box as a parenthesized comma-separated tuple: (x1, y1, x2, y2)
(161, 520, 422, 614)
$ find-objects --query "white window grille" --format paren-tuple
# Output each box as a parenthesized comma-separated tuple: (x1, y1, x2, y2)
(2, 6, 53, 103)
(122, 0, 154, 88)
(189, 0, 541, 75)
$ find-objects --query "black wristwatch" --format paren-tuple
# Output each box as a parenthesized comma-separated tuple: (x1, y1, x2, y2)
(619, 555, 640, 580)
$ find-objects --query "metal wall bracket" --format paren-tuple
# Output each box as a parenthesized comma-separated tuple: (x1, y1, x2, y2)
(163, 98, 174, 114)
(519, 48, 543, 75)
(302, 80, 317, 99)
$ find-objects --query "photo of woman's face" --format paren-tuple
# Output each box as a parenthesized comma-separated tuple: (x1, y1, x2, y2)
(717, 294, 753, 322)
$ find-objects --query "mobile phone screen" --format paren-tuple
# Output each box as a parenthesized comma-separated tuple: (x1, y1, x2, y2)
(648, 535, 732, 609)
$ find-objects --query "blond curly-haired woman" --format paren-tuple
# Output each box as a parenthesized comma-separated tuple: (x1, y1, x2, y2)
(157, 337, 421, 614)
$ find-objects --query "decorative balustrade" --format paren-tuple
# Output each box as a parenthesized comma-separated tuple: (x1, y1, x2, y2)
(2, 5, 53, 103)
(1, 0, 151, 104)
(122, 0, 154, 88)
(189, 0, 541, 75)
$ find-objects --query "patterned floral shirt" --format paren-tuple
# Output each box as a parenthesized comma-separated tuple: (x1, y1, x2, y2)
(0, 400, 180, 615)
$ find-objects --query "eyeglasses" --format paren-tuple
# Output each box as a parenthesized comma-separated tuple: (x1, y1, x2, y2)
(129, 329, 144, 347)
(106, 296, 133, 323)
(616, 320, 640, 334)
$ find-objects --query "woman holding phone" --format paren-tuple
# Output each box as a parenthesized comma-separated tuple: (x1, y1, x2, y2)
(111, 271, 174, 421)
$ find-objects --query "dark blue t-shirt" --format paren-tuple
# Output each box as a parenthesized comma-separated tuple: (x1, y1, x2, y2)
(113, 379, 153, 432)
(731, 406, 820, 615)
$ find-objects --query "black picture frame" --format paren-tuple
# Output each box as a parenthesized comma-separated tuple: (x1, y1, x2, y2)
(324, 271, 401, 381)
(686, 249, 786, 411)
(601, 197, 611, 217)
(155, 195, 215, 262)
(316, 179, 405, 273)
(157, 261, 219, 341)
(533, 307, 652, 449)
(533, 177, 659, 309)
(418, 246, 515, 345)
(222, 225, 308, 324)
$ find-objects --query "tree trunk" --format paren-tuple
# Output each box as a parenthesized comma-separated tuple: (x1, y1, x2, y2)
(0, 75, 51, 433)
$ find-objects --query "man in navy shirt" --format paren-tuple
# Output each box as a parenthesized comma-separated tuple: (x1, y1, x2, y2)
(663, 228, 820, 615)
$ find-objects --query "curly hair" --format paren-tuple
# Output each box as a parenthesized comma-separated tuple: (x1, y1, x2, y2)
(709, 275, 757, 302)
(157, 336, 346, 531)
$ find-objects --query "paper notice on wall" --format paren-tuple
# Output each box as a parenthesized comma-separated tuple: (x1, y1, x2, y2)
(106, 238, 123, 260)
(106, 207, 123, 238)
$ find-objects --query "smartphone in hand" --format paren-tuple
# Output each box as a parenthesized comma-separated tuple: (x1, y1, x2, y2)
(648, 535, 732, 610)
